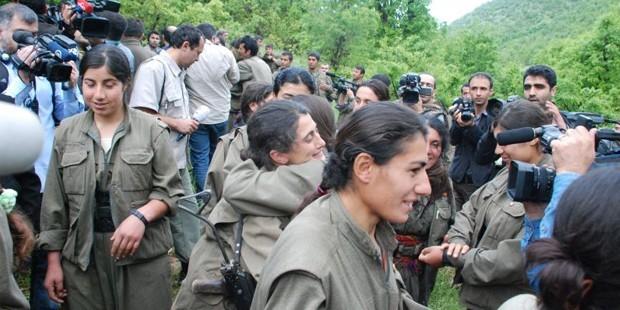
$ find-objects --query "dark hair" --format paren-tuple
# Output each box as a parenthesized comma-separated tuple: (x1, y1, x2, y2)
(245, 100, 309, 171)
(461, 83, 470, 93)
(291, 95, 336, 151)
(354, 65, 365, 75)
(468, 72, 494, 89)
(148, 30, 160, 38)
(239, 35, 258, 56)
(323, 102, 427, 191)
(308, 51, 320, 61)
(124, 18, 144, 38)
(0, 3, 37, 28)
(97, 10, 127, 41)
(197, 23, 216, 41)
(18, 0, 46, 15)
(79, 44, 131, 86)
(523, 64, 557, 89)
(526, 169, 620, 309)
(371, 74, 391, 89)
(281, 51, 293, 62)
(170, 25, 203, 49)
(274, 67, 316, 96)
(424, 114, 451, 201)
(494, 99, 551, 130)
(265, 44, 273, 49)
(240, 82, 273, 123)
(216, 30, 227, 46)
(162, 25, 176, 44)
(254, 35, 263, 41)
(358, 79, 390, 101)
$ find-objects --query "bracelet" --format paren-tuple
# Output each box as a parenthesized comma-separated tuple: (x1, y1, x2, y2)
(129, 209, 149, 226)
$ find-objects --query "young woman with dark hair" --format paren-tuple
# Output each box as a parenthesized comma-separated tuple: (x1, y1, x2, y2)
(392, 114, 455, 305)
(173, 100, 326, 310)
(273, 67, 316, 99)
(420, 100, 553, 309)
(353, 79, 391, 111)
(291, 94, 336, 151)
(39, 45, 184, 309)
(251, 102, 431, 310)
(500, 169, 620, 310)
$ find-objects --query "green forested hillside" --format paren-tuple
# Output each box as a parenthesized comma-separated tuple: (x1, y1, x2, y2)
(450, 0, 620, 63)
(2, 0, 619, 118)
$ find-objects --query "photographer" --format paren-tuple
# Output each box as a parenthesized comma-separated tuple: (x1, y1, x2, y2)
(1, 3, 84, 309)
(449, 72, 500, 210)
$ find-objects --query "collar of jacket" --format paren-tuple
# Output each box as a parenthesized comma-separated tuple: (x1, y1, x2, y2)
(78, 105, 132, 141)
(329, 193, 398, 260)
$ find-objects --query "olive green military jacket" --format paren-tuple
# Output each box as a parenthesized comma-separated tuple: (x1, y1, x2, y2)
(38, 108, 184, 271)
(230, 56, 273, 109)
(251, 193, 427, 310)
(446, 155, 552, 309)
(202, 126, 248, 216)
(1, 210, 29, 310)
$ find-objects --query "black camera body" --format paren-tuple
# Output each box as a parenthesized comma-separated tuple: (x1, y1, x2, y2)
(508, 160, 556, 203)
(452, 97, 475, 122)
(326, 72, 359, 95)
(221, 263, 256, 310)
(70, 0, 120, 38)
(398, 73, 432, 105)
(12, 31, 79, 82)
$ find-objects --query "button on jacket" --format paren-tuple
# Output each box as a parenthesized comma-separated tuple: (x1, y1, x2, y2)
(39, 108, 184, 271)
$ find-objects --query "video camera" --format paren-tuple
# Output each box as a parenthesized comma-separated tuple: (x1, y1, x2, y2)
(326, 72, 359, 95)
(11, 31, 79, 82)
(452, 97, 475, 122)
(68, 0, 120, 38)
(498, 125, 620, 202)
(397, 73, 432, 105)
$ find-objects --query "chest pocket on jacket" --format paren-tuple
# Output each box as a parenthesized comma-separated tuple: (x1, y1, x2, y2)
(484, 196, 524, 244)
(119, 150, 153, 191)
(60, 150, 88, 195)
(163, 80, 184, 111)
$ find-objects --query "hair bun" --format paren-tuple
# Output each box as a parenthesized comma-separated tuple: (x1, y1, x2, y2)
(322, 152, 349, 190)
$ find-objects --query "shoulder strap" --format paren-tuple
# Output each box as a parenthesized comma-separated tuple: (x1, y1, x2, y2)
(233, 216, 245, 264)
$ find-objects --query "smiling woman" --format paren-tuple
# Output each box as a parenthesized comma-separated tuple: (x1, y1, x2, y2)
(250, 102, 431, 310)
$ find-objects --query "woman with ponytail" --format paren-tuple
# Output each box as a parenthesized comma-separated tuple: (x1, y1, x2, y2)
(251, 102, 431, 310)
(500, 169, 620, 309)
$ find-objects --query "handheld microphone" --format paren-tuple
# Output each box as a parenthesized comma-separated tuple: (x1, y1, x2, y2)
(176, 106, 210, 141)
(496, 127, 543, 146)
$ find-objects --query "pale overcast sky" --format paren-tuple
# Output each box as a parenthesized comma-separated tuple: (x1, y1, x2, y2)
(429, 0, 492, 24)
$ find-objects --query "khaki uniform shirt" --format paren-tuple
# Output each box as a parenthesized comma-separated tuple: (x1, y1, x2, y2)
(230, 56, 273, 110)
(310, 69, 334, 99)
(39, 108, 184, 271)
(0, 210, 29, 309)
(446, 155, 552, 309)
(251, 192, 427, 310)
(129, 51, 191, 169)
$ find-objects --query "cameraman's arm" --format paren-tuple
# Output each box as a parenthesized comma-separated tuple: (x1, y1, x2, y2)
(52, 62, 85, 121)
(449, 119, 465, 146)
(474, 127, 499, 165)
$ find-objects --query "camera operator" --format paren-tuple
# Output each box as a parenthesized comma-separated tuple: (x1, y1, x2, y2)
(0, 3, 84, 309)
(17, 0, 60, 35)
(449, 72, 500, 210)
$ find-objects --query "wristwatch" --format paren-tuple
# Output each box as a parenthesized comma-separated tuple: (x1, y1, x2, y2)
(129, 209, 149, 226)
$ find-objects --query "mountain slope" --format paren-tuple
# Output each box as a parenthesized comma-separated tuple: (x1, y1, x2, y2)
(448, 0, 619, 63)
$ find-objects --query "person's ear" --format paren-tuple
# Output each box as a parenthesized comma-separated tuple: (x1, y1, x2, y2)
(581, 278, 593, 298)
(550, 85, 558, 98)
(529, 137, 540, 147)
(249, 101, 259, 113)
(182, 41, 190, 50)
(352, 153, 375, 185)
(269, 150, 289, 166)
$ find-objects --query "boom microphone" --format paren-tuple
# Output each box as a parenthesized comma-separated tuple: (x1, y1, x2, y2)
(12, 30, 36, 46)
(496, 127, 543, 145)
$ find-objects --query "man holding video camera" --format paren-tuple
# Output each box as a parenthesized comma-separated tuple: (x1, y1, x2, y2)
(1, 3, 84, 309)
(449, 72, 500, 210)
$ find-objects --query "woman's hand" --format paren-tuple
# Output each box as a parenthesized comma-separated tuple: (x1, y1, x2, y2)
(44, 251, 67, 303)
(418, 245, 444, 268)
(110, 215, 146, 259)
(444, 242, 470, 258)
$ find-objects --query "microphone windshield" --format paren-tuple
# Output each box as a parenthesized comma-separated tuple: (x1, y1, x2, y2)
(496, 127, 537, 146)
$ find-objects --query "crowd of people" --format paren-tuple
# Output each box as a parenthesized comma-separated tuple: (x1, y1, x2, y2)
(1, 1, 620, 310)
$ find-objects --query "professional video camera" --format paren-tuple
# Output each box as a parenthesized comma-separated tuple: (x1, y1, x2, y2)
(497, 125, 620, 202)
(397, 73, 432, 105)
(11, 30, 79, 82)
(451, 97, 475, 122)
(69, 0, 120, 38)
(326, 72, 359, 95)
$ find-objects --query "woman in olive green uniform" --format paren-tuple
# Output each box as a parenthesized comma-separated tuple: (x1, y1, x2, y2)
(39, 45, 184, 310)
(420, 101, 553, 309)
(173, 100, 326, 309)
(393, 115, 455, 305)
(251, 102, 431, 310)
